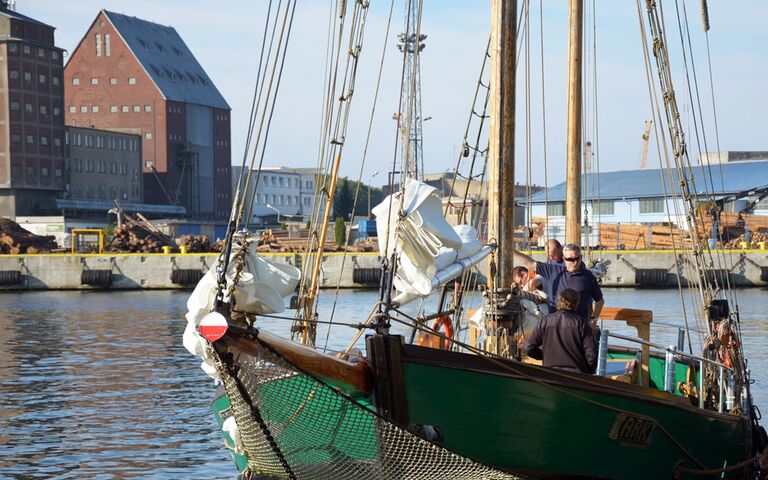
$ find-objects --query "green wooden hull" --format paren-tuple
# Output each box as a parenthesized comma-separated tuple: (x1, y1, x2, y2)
(401, 344, 752, 479)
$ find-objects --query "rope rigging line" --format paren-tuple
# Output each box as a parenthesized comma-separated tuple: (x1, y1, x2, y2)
(321, 0, 397, 353)
(293, 0, 372, 346)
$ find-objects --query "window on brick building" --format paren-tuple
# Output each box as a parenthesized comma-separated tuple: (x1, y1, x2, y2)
(9, 70, 18, 79)
(110, 106, 117, 113)
(96, 33, 102, 57)
(54, 138, 61, 147)
(54, 168, 62, 177)
(145, 132, 152, 140)
(23, 45, 30, 54)
(52, 76, 59, 86)
(122, 106, 129, 112)
(72, 78, 80, 85)
(26, 166, 35, 175)
(37, 48, 44, 58)
(41, 136, 48, 146)
(91, 77, 98, 85)
(10, 102, 19, 111)
(39, 105, 47, 114)
(133, 105, 140, 112)
(23, 72, 30, 81)
(53, 107, 60, 116)
(105, 33, 111, 56)
(92, 105, 99, 113)
(128, 77, 136, 85)
(110, 77, 117, 85)
(41, 167, 48, 176)
(69, 106, 76, 113)
(80, 106, 87, 113)
(24, 103, 32, 113)
(144, 105, 152, 112)
(51, 51, 58, 60)
(8, 43, 17, 53)
(39, 74, 46, 84)
(26, 134, 33, 144)
(11, 134, 20, 143)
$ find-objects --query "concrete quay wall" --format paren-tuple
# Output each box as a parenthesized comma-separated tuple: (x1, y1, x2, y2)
(0, 250, 765, 290)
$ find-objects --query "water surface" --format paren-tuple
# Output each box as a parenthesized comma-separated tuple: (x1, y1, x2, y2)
(1, 288, 766, 479)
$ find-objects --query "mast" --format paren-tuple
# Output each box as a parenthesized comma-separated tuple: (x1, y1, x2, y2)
(565, 0, 583, 245)
(487, 0, 517, 288)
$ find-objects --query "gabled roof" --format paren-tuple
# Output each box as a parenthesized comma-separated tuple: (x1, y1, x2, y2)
(529, 160, 768, 203)
(103, 10, 229, 110)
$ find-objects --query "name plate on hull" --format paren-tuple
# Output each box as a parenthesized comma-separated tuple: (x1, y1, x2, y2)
(608, 413, 656, 445)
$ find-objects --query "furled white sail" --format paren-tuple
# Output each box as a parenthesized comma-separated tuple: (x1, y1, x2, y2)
(183, 240, 300, 379)
(373, 178, 491, 306)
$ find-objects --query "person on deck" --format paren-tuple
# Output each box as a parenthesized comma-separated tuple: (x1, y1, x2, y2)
(512, 243, 604, 326)
(545, 239, 564, 264)
(524, 288, 597, 374)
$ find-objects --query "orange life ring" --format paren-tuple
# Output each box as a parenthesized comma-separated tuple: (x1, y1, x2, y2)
(431, 315, 454, 350)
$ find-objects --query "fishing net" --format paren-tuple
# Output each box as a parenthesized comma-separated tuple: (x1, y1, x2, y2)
(214, 335, 521, 480)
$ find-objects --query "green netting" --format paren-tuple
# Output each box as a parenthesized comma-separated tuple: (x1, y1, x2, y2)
(214, 337, 521, 480)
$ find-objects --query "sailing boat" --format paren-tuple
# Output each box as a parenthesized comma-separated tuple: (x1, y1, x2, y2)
(184, 1, 767, 479)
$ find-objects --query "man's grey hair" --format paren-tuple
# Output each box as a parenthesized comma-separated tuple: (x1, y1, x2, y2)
(563, 243, 582, 256)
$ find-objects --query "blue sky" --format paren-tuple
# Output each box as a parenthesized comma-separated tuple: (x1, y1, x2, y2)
(20, 1, 768, 188)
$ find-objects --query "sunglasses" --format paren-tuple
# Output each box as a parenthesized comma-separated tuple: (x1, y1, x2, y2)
(564, 256, 581, 262)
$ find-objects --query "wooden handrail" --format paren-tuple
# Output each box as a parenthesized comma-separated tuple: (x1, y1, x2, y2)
(227, 329, 371, 395)
(597, 306, 653, 387)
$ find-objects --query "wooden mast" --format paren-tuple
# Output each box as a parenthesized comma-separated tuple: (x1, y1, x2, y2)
(565, 0, 583, 245)
(487, 0, 517, 288)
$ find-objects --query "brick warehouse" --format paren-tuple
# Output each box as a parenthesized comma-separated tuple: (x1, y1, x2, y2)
(64, 10, 232, 219)
(0, 2, 66, 217)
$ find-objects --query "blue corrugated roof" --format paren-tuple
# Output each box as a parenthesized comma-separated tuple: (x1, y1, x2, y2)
(104, 10, 229, 110)
(529, 160, 768, 203)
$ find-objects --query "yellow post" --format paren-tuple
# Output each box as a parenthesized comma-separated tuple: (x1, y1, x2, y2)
(162, 246, 172, 255)
(759, 241, 767, 250)
(179, 245, 188, 255)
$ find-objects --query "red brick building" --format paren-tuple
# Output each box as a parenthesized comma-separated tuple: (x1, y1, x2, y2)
(0, 2, 66, 217)
(64, 10, 231, 219)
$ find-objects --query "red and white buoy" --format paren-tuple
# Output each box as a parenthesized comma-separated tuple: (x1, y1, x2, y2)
(198, 312, 228, 342)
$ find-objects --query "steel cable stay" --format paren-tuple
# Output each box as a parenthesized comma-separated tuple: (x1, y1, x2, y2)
(676, 0, 741, 313)
(216, 0, 297, 307)
(671, 0, 735, 301)
(640, 0, 753, 420)
(636, 0, 706, 353)
(321, 0, 397, 353)
(293, 0, 372, 346)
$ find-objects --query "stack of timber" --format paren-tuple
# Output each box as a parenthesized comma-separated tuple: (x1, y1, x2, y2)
(254, 228, 378, 253)
(107, 213, 176, 253)
(175, 234, 222, 253)
(598, 223, 692, 250)
(724, 232, 768, 249)
(0, 218, 57, 254)
(703, 212, 768, 241)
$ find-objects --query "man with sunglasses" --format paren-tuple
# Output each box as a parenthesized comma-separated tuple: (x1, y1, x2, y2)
(512, 243, 604, 324)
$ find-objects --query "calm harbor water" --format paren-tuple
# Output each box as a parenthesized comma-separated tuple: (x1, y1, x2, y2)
(1, 288, 767, 479)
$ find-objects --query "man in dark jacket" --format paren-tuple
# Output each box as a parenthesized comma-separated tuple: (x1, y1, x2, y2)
(524, 288, 597, 374)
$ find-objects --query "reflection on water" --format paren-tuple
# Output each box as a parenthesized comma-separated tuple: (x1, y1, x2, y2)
(0, 288, 766, 478)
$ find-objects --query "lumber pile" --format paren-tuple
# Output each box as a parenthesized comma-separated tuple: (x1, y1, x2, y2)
(106, 213, 175, 253)
(598, 223, 692, 250)
(0, 217, 57, 254)
(253, 228, 377, 253)
(175, 234, 222, 253)
(723, 231, 768, 249)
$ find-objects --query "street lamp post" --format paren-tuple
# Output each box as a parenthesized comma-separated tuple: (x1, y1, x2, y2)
(367, 170, 379, 219)
(265, 203, 280, 225)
